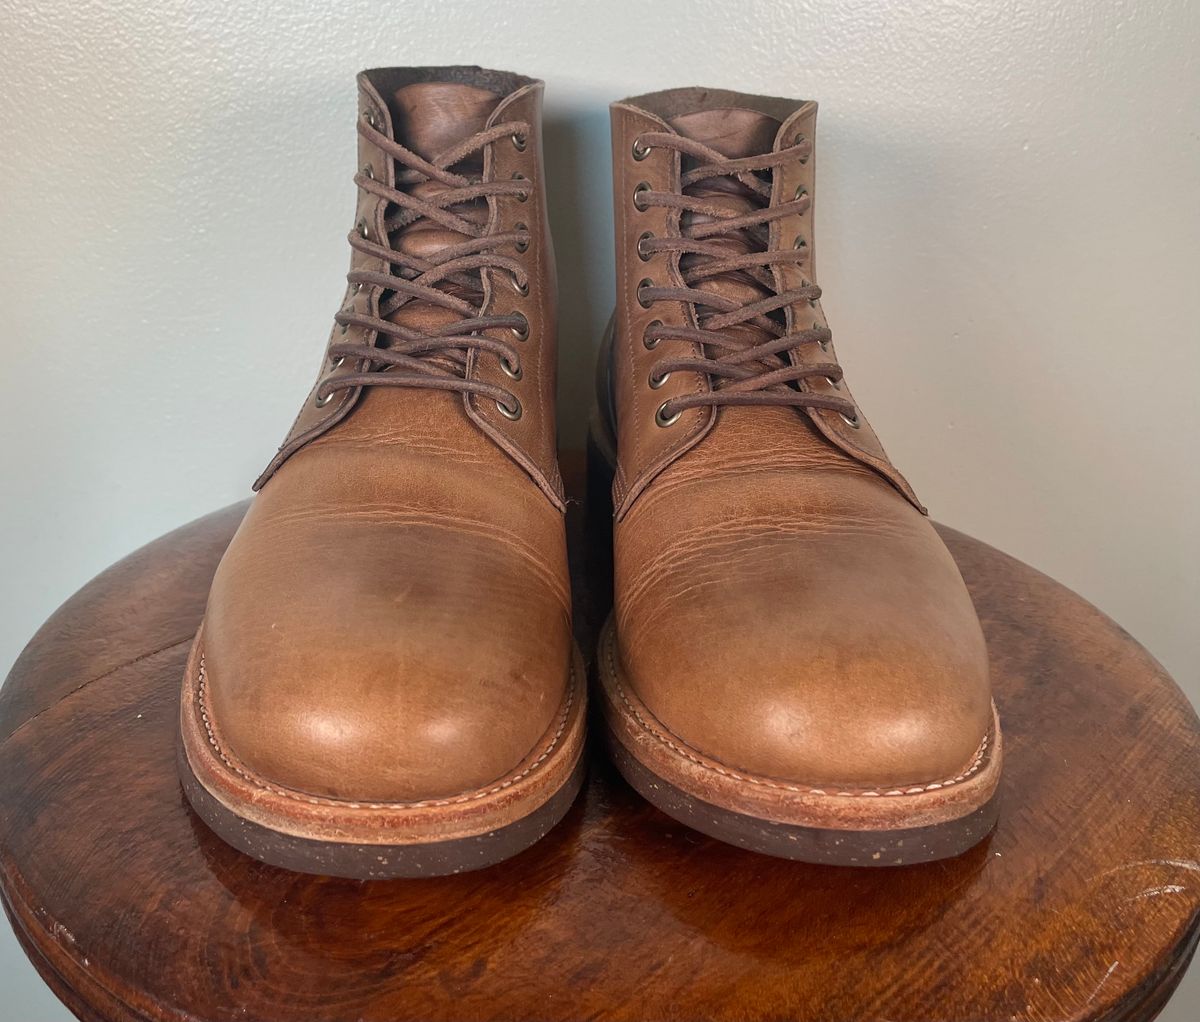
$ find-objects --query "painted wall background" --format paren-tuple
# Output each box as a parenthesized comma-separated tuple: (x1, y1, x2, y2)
(0, 0, 1197, 1016)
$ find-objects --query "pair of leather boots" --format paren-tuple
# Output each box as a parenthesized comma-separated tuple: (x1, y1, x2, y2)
(178, 66, 1002, 879)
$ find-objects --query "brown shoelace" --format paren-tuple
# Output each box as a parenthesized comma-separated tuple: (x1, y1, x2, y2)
(632, 131, 859, 427)
(317, 116, 534, 417)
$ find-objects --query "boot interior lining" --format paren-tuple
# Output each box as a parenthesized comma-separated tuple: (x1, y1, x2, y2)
(620, 87, 806, 125)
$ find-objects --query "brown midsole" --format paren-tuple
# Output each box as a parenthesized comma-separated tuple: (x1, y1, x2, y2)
(179, 738, 587, 879)
(180, 627, 588, 849)
(605, 732, 998, 866)
(598, 615, 1002, 835)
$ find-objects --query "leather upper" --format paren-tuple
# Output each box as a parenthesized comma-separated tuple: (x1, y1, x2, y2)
(605, 88, 993, 791)
(255, 68, 564, 510)
(206, 389, 571, 802)
(609, 88, 923, 522)
(202, 68, 571, 803)
(612, 405, 991, 788)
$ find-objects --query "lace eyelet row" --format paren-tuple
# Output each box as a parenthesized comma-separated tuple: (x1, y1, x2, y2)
(625, 131, 857, 433)
(312, 113, 536, 421)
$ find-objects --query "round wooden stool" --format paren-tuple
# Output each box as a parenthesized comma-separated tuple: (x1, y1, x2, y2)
(2, 482, 1198, 1022)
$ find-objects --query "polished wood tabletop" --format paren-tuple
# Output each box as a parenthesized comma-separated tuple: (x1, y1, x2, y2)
(1, 465, 1198, 1022)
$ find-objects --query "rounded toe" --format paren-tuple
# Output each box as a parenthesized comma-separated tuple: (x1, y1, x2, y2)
(618, 511, 993, 792)
(199, 517, 572, 805)
(626, 621, 991, 791)
(202, 638, 562, 804)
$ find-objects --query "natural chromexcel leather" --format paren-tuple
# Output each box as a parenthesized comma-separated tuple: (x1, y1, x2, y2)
(602, 87, 994, 792)
(199, 67, 572, 806)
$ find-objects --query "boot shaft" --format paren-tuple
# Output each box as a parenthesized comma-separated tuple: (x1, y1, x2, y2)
(606, 87, 921, 519)
(256, 66, 563, 508)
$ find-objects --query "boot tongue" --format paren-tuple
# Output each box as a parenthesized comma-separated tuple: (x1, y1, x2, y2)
(668, 107, 780, 160)
(667, 108, 783, 353)
(390, 82, 502, 165)
(383, 82, 504, 346)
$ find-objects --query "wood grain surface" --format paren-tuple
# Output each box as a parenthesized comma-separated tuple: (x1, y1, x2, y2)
(1, 464, 1198, 1022)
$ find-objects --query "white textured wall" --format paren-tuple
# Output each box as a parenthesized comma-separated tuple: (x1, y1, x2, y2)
(1, 0, 1198, 1017)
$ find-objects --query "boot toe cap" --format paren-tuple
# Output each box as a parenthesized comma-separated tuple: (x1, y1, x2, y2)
(618, 496, 992, 791)
(199, 518, 572, 804)
(200, 640, 564, 805)
(626, 610, 991, 791)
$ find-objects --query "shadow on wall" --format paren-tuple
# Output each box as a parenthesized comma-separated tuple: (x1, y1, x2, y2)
(542, 104, 615, 448)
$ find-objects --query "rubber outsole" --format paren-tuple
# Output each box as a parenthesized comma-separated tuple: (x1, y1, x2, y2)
(178, 739, 587, 879)
(179, 635, 588, 879)
(599, 617, 1001, 866)
(588, 417, 1002, 866)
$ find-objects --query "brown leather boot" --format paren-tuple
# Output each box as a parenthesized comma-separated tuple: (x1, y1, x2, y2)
(178, 67, 585, 878)
(592, 87, 1001, 865)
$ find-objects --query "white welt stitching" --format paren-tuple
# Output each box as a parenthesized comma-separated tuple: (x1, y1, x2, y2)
(195, 653, 575, 810)
(604, 631, 990, 798)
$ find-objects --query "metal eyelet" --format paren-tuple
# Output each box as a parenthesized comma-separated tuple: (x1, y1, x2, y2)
(633, 181, 652, 211)
(496, 397, 522, 420)
(839, 410, 861, 429)
(330, 355, 345, 370)
(637, 232, 654, 261)
(512, 172, 530, 201)
(501, 357, 523, 381)
(362, 164, 375, 180)
(812, 316, 830, 352)
(637, 278, 654, 309)
(795, 133, 810, 164)
(338, 320, 349, 334)
(632, 138, 652, 161)
(655, 401, 681, 427)
(824, 375, 840, 389)
(514, 222, 529, 253)
(363, 109, 380, 130)
(643, 319, 662, 350)
(793, 237, 807, 250)
(315, 390, 334, 408)
(511, 274, 530, 297)
(512, 131, 528, 152)
(356, 219, 369, 239)
(648, 370, 670, 390)
(794, 184, 808, 202)
(510, 312, 530, 341)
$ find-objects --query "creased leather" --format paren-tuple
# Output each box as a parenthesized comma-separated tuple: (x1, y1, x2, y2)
(604, 88, 994, 791)
(254, 68, 563, 508)
(609, 89, 923, 518)
(202, 68, 571, 803)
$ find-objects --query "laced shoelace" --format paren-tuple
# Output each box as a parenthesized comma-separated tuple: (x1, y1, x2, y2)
(632, 131, 860, 428)
(316, 115, 535, 417)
